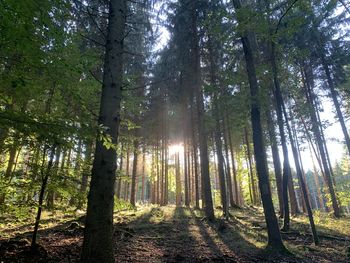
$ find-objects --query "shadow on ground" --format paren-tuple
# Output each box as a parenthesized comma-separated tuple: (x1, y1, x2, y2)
(0, 206, 349, 262)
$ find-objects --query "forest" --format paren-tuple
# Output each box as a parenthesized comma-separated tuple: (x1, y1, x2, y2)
(0, 0, 350, 262)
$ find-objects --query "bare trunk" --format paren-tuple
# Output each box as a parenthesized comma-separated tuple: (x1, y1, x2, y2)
(232, 0, 285, 250)
(266, 109, 284, 217)
(302, 63, 341, 218)
(191, 1, 214, 220)
(31, 146, 56, 250)
(130, 140, 139, 206)
(81, 1, 126, 261)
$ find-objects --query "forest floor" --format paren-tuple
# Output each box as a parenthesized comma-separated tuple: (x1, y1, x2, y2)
(0, 205, 349, 262)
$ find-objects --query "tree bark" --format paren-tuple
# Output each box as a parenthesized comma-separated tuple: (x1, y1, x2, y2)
(232, 0, 285, 251)
(81, 0, 126, 261)
(266, 109, 284, 217)
(227, 123, 240, 206)
(130, 140, 139, 206)
(31, 146, 56, 250)
(191, 0, 214, 220)
(245, 128, 257, 205)
(282, 103, 319, 245)
(320, 55, 350, 158)
(302, 63, 341, 218)
(175, 152, 182, 206)
(141, 147, 146, 202)
(223, 114, 236, 208)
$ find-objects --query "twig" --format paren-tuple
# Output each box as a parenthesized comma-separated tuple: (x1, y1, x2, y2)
(275, 0, 299, 34)
(79, 33, 105, 47)
(339, 0, 350, 15)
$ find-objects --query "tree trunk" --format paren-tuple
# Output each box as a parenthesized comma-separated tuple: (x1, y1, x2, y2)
(183, 106, 190, 207)
(207, 35, 228, 216)
(31, 146, 56, 250)
(124, 147, 130, 201)
(227, 123, 240, 206)
(266, 109, 284, 217)
(191, 1, 214, 220)
(223, 115, 236, 208)
(213, 106, 228, 216)
(175, 152, 182, 206)
(79, 142, 93, 209)
(232, 0, 285, 251)
(320, 55, 350, 158)
(130, 140, 139, 206)
(268, 41, 293, 231)
(190, 103, 200, 208)
(282, 103, 319, 245)
(141, 148, 146, 203)
(164, 137, 169, 205)
(81, 1, 126, 261)
(47, 146, 61, 210)
(302, 63, 341, 218)
(245, 128, 257, 205)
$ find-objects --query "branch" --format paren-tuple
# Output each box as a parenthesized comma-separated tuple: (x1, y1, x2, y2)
(89, 69, 103, 85)
(86, 7, 107, 39)
(339, 0, 350, 15)
(275, 0, 299, 34)
(79, 33, 105, 47)
(122, 77, 175, 91)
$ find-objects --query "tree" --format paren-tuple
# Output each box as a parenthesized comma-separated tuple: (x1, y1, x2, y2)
(81, 0, 126, 261)
(231, 0, 286, 252)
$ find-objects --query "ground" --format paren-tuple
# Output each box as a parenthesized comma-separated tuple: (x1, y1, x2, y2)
(0, 206, 349, 262)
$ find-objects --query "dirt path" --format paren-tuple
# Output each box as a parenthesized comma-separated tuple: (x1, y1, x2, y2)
(0, 206, 349, 262)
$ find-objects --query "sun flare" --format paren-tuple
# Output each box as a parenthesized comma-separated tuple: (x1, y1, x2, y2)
(168, 143, 184, 156)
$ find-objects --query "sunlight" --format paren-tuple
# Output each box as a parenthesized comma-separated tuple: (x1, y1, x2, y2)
(168, 143, 184, 157)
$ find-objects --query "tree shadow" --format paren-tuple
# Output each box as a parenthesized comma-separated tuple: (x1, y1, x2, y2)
(0, 217, 83, 263)
(189, 208, 265, 262)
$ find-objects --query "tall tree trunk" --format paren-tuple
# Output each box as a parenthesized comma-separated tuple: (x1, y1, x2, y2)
(308, 141, 326, 211)
(266, 109, 284, 217)
(160, 137, 164, 205)
(213, 105, 228, 216)
(130, 140, 139, 206)
(141, 147, 146, 202)
(183, 102, 190, 207)
(124, 147, 130, 201)
(4, 141, 17, 180)
(81, 1, 126, 261)
(79, 142, 93, 209)
(244, 128, 257, 205)
(227, 123, 240, 206)
(320, 55, 350, 158)
(0, 137, 18, 205)
(232, 0, 285, 251)
(175, 152, 182, 206)
(268, 41, 294, 231)
(315, 103, 336, 185)
(156, 143, 160, 204)
(190, 103, 200, 208)
(116, 143, 123, 199)
(207, 35, 228, 216)
(150, 147, 156, 204)
(164, 136, 169, 205)
(223, 115, 236, 208)
(288, 173, 299, 216)
(47, 146, 61, 210)
(31, 146, 56, 250)
(302, 63, 341, 218)
(282, 103, 319, 245)
(191, 1, 214, 220)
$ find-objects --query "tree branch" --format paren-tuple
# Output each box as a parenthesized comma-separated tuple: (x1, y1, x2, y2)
(275, 0, 299, 34)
